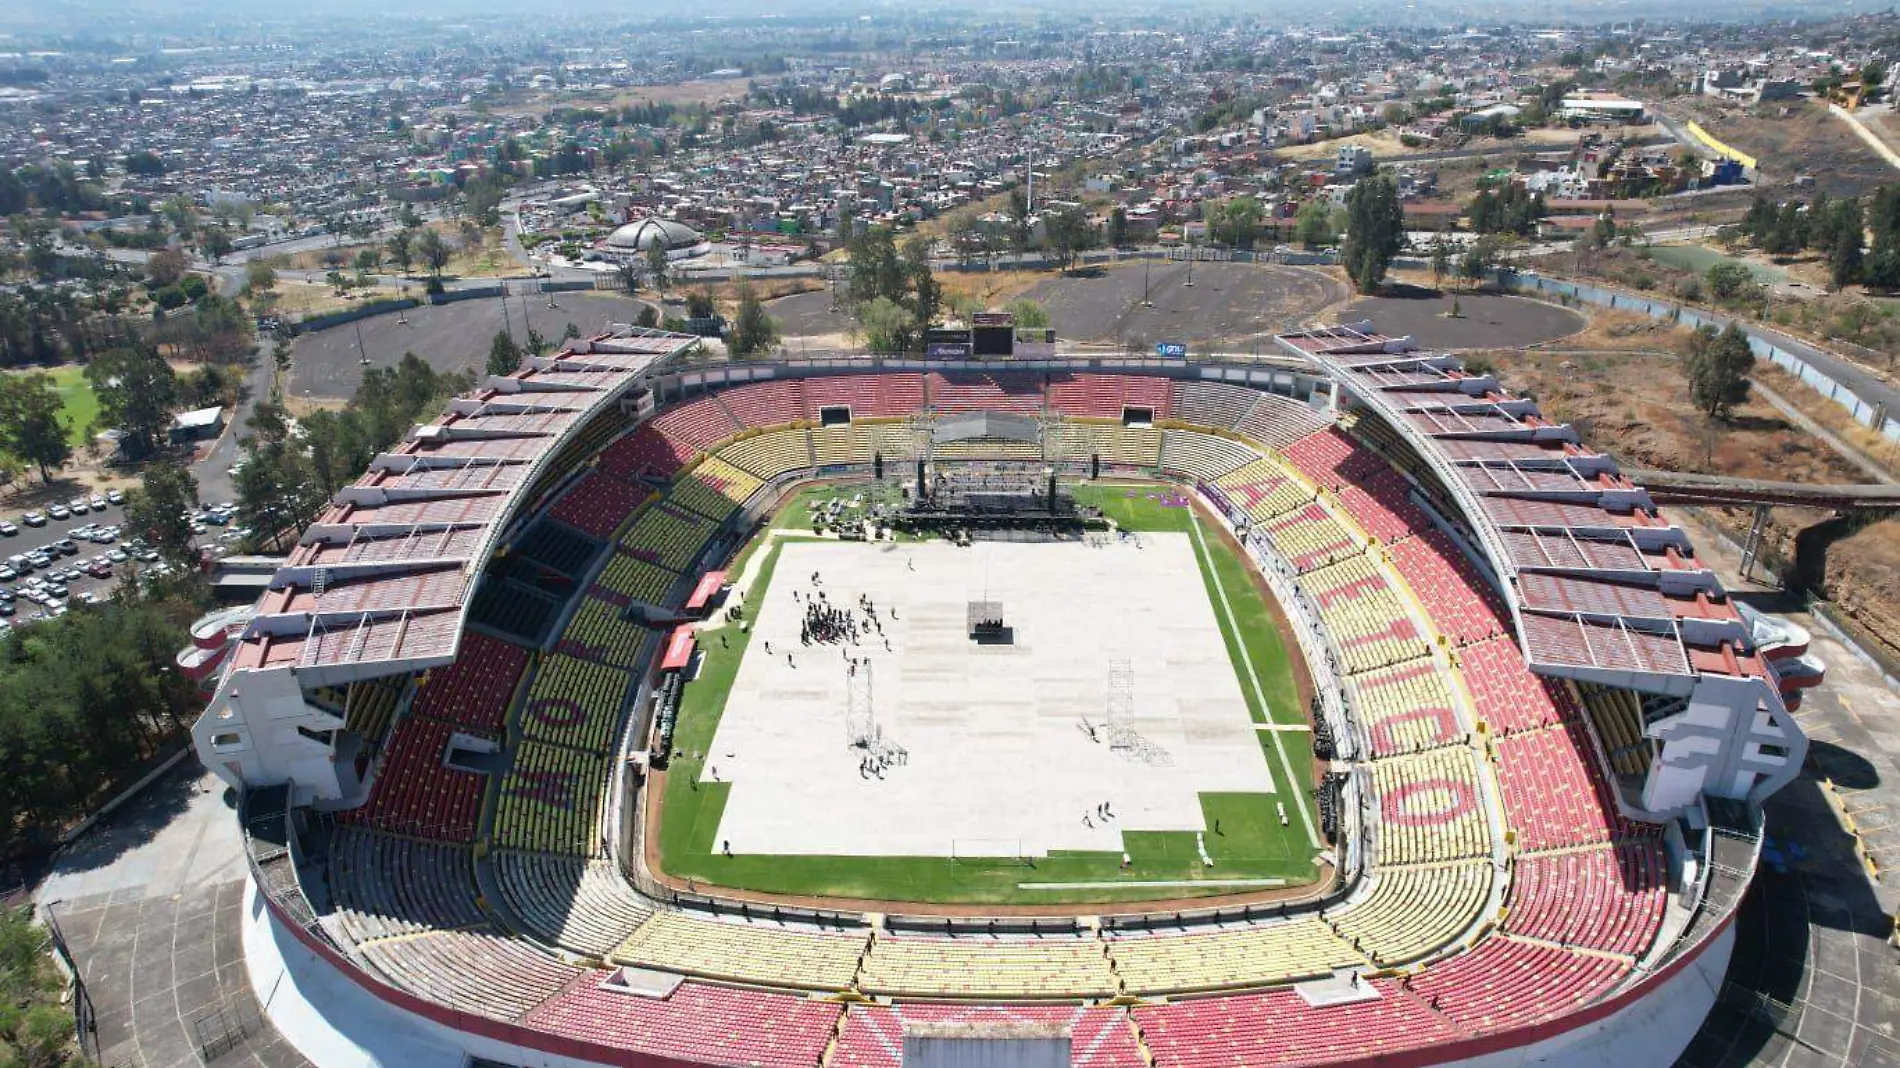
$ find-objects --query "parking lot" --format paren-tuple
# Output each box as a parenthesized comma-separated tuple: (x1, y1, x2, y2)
(0, 493, 242, 632)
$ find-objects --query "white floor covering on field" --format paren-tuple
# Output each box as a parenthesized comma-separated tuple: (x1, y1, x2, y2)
(703, 536, 1274, 858)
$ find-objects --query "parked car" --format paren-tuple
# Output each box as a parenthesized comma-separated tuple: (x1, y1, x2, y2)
(46, 505, 69, 521)
(105, 489, 124, 505)
(88, 495, 106, 511)
(90, 529, 116, 544)
(54, 539, 77, 556)
(21, 512, 44, 527)
(0, 521, 16, 537)
(68, 499, 89, 515)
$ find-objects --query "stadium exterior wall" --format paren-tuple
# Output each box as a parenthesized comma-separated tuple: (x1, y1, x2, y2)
(244, 864, 1736, 1068)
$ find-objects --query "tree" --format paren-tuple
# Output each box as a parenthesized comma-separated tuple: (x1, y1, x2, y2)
(201, 227, 233, 264)
(1293, 199, 1335, 250)
(1005, 298, 1051, 330)
(415, 228, 451, 277)
(686, 290, 717, 320)
(856, 296, 912, 353)
(728, 285, 778, 357)
(1682, 323, 1756, 421)
(386, 229, 415, 276)
(1829, 200, 1865, 290)
(147, 248, 189, 288)
(0, 374, 70, 481)
(86, 344, 178, 458)
(645, 235, 669, 296)
(1005, 187, 1032, 261)
(244, 259, 277, 294)
(1043, 205, 1094, 272)
(1107, 206, 1128, 250)
(1430, 236, 1451, 289)
(902, 234, 941, 338)
(1704, 262, 1754, 302)
(124, 461, 200, 569)
(487, 330, 522, 377)
(1342, 175, 1404, 293)
(123, 150, 166, 176)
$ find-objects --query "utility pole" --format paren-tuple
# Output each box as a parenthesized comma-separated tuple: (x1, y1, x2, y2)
(1142, 257, 1153, 307)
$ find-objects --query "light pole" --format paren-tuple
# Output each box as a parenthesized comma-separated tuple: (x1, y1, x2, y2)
(1142, 257, 1153, 307)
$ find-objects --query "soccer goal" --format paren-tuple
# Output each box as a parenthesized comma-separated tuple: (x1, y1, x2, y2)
(950, 838, 1030, 866)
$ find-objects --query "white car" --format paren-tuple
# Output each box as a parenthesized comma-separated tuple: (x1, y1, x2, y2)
(105, 489, 124, 505)
(88, 495, 106, 510)
(0, 522, 15, 537)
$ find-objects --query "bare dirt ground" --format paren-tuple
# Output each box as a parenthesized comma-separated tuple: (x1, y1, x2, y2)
(1670, 99, 1893, 195)
(1340, 287, 1586, 349)
(1021, 261, 1347, 350)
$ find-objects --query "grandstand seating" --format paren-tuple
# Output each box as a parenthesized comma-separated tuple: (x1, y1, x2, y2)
(1233, 393, 1329, 451)
(1331, 861, 1490, 965)
(559, 595, 654, 669)
(1458, 638, 1579, 734)
(1047, 373, 1173, 421)
(1334, 468, 1430, 544)
(522, 977, 843, 1068)
(715, 380, 808, 431)
(548, 471, 652, 540)
(357, 925, 581, 1021)
(1135, 979, 1462, 1068)
(325, 829, 484, 947)
(652, 396, 742, 451)
(1404, 937, 1631, 1031)
(343, 716, 486, 841)
(927, 370, 1046, 414)
(1504, 842, 1667, 957)
(599, 425, 695, 482)
(1106, 920, 1362, 994)
(690, 457, 766, 507)
(718, 429, 813, 480)
(859, 936, 1116, 999)
(1159, 430, 1259, 482)
(1580, 684, 1653, 777)
(667, 477, 741, 526)
(619, 504, 718, 572)
(1047, 423, 1164, 469)
(611, 913, 868, 991)
(1260, 504, 1360, 573)
(1302, 557, 1427, 673)
(1283, 428, 1387, 490)
(1371, 748, 1489, 865)
(834, 1004, 1140, 1068)
(340, 679, 404, 750)
(597, 553, 681, 608)
(810, 424, 875, 466)
(521, 654, 631, 752)
(494, 742, 610, 856)
(802, 373, 926, 419)
(1345, 661, 1463, 757)
(413, 633, 528, 734)
(495, 851, 654, 957)
(933, 438, 1044, 462)
(1495, 723, 1647, 853)
(1169, 380, 1259, 430)
(1390, 531, 1510, 646)
(1214, 459, 1312, 522)
(870, 422, 926, 461)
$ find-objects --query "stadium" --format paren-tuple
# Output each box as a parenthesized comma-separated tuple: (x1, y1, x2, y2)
(189, 322, 1819, 1068)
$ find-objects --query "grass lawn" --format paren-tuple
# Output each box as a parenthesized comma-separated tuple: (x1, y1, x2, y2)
(653, 480, 1319, 905)
(1646, 244, 1787, 284)
(5, 366, 99, 448)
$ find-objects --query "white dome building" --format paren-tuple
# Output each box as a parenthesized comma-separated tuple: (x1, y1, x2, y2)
(602, 217, 709, 262)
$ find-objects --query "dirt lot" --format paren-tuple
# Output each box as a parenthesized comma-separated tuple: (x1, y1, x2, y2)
(289, 291, 656, 399)
(768, 290, 854, 338)
(1021, 261, 1347, 350)
(1669, 99, 1894, 196)
(1340, 288, 1585, 349)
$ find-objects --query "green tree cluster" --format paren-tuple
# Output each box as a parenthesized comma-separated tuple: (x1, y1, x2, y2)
(1681, 323, 1756, 421)
(1343, 175, 1405, 294)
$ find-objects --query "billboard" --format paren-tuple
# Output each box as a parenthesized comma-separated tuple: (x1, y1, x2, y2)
(1156, 342, 1188, 358)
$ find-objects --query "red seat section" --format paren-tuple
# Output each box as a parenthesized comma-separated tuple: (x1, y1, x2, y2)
(802, 373, 926, 419)
(1391, 532, 1510, 645)
(599, 425, 694, 482)
(650, 396, 742, 451)
(342, 717, 486, 842)
(1496, 722, 1652, 852)
(522, 975, 844, 1068)
(1135, 980, 1462, 1068)
(836, 1004, 1141, 1068)
(1505, 841, 1669, 957)
(1404, 938, 1630, 1031)
(1334, 468, 1431, 544)
(1047, 373, 1172, 421)
(1283, 427, 1387, 489)
(547, 471, 652, 539)
(927, 370, 1046, 414)
(716, 379, 808, 430)
(1458, 636, 1577, 734)
(412, 632, 529, 734)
